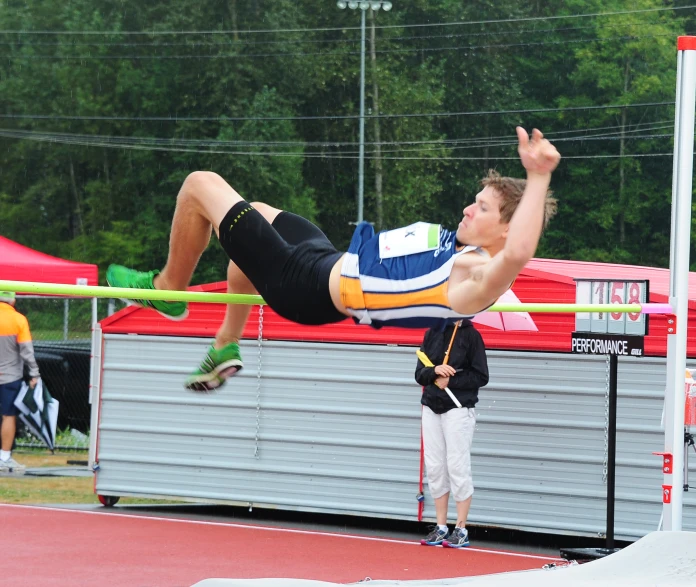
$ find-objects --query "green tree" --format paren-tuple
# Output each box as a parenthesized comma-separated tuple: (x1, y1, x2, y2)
(553, 0, 683, 266)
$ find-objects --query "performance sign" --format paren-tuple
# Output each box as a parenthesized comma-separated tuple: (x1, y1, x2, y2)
(571, 332, 644, 357)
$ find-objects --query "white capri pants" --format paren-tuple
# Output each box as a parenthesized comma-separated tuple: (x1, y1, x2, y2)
(422, 405, 476, 502)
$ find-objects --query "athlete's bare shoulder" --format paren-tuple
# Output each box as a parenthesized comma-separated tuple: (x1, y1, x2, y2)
(449, 249, 490, 286)
(452, 248, 489, 270)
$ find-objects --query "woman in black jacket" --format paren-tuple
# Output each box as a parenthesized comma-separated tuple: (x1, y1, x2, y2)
(415, 319, 489, 548)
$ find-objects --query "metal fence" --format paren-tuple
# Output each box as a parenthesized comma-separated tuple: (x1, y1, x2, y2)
(91, 333, 696, 539)
(13, 296, 120, 449)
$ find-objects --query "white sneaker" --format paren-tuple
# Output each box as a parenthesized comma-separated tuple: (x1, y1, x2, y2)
(443, 526, 469, 548)
(0, 457, 26, 475)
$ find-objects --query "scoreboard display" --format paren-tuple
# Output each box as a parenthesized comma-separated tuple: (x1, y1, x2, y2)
(574, 279, 648, 336)
(573, 279, 648, 356)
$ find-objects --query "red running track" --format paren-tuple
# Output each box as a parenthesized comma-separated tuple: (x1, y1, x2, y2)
(2, 504, 561, 587)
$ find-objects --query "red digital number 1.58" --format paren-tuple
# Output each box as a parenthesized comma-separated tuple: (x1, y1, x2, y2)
(611, 282, 624, 321)
(628, 282, 641, 321)
(594, 282, 605, 319)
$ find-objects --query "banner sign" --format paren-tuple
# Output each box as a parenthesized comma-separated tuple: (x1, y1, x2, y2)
(571, 332, 645, 357)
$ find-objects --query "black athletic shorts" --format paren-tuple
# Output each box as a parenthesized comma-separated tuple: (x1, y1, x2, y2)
(217, 201, 346, 325)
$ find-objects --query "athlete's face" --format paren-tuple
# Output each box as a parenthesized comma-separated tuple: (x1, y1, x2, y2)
(456, 186, 509, 249)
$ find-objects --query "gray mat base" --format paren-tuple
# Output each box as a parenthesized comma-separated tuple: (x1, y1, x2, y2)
(191, 531, 696, 587)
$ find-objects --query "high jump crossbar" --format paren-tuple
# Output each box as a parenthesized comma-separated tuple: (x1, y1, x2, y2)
(0, 279, 673, 314)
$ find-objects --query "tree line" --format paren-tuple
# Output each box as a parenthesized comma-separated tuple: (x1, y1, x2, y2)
(0, 0, 693, 284)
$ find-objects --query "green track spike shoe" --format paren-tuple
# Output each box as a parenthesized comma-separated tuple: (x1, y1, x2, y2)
(185, 342, 244, 393)
(106, 264, 188, 321)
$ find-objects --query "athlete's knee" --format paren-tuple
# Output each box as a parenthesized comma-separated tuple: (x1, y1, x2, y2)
(227, 260, 256, 292)
(250, 201, 283, 223)
(179, 171, 227, 201)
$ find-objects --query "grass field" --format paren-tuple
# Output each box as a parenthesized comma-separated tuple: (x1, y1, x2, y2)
(0, 451, 180, 506)
(32, 330, 91, 341)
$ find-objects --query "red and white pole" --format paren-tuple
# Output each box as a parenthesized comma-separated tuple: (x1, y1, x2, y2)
(663, 36, 696, 531)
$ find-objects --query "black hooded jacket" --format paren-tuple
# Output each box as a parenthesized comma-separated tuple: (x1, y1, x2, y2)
(415, 320, 489, 413)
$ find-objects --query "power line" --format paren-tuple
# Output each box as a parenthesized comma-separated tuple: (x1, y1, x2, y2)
(0, 101, 674, 123)
(0, 127, 674, 159)
(320, 132, 673, 156)
(0, 17, 687, 48)
(6, 32, 689, 60)
(365, 130, 673, 156)
(431, 120, 674, 144)
(347, 120, 674, 148)
(374, 31, 688, 55)
(302, 121, 674, 155)
(375, 4, 695, 31)
(0, 128, 671, 160)
(0, 5, 691, 36)
(0, 128, 670, 155)
(0, 118, 660, 149)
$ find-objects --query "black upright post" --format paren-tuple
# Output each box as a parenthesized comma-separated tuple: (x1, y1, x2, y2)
(560, 352, 622, 561)
(606, 353, 618, 550)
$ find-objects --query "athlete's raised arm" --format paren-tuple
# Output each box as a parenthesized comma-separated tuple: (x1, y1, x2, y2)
(448, 128, 560, 315)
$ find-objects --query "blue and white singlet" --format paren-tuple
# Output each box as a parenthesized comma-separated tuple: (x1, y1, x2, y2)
(339, 221, 488, 329)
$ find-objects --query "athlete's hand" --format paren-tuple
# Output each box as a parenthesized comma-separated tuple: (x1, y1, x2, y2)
(517, 127, 561, 176)
(434, 364, 457, 377)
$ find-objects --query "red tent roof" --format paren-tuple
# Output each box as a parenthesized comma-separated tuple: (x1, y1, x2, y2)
(525, 258, 696, 308)
(0, 235, 98, 286)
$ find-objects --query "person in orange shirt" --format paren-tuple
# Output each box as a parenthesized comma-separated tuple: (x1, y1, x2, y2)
(0, 291, 39, 475)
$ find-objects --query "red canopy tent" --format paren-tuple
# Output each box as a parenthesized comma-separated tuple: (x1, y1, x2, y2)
(0, 235, 98, 285)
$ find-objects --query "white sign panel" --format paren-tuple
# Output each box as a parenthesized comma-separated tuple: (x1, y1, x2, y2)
(623, 281, 648, 336)
(575, 281, 592, 332)
(607, 281, 627, 334)
(574, 279, 648, 336)
(590, 281, 609, 333)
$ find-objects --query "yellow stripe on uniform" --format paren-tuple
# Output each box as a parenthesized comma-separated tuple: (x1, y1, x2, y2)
(362, 281, 449, 311)
(340, 276, 365, 310)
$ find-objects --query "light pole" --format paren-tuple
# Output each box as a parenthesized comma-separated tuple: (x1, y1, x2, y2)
(337, 1, 392, 224)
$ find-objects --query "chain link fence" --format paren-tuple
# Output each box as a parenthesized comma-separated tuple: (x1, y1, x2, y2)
(13, 296, 119, 451)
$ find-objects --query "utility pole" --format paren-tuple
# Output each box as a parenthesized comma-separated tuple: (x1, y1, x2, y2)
(336, 1, 393, 224)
